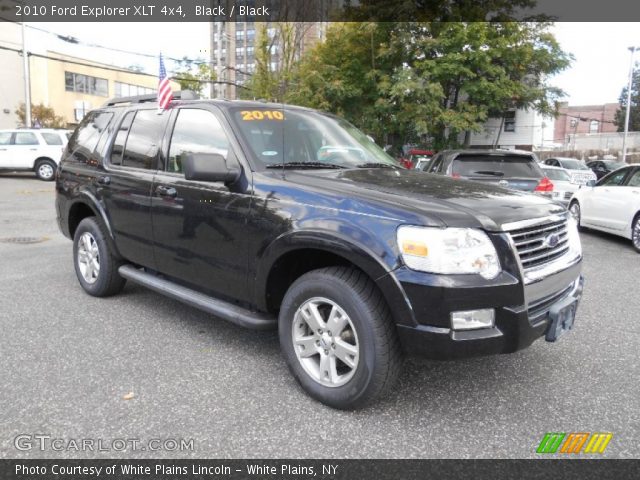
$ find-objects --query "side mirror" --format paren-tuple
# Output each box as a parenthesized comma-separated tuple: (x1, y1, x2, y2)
(586, 179, 596, 187)
(183, 153, 241, 184)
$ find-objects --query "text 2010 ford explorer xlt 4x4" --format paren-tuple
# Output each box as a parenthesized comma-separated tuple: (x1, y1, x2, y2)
(56, 94, 584, 409)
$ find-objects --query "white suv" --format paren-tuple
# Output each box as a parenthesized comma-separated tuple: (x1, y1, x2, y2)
(0, 129, 70, 181)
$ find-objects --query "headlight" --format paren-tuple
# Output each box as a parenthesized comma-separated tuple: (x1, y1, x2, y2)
(566, 216, 582, 257)
(397, 226, 501, 279)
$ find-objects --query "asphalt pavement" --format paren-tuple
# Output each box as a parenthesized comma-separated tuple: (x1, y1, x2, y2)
(0, 173, 638, 459)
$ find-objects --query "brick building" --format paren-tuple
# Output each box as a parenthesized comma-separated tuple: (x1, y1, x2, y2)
(554, 102, 620, 147)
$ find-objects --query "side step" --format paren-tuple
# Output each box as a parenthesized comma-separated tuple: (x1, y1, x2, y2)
(118, 265, 277, 331)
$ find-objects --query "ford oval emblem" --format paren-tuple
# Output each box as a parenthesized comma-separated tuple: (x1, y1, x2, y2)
(544, 233, 560, 248)
(498, 180, 509, 187)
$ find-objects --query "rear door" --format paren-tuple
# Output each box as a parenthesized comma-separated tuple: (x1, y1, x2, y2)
(150, 106, 252, 302)
(11, 131, 41, 168)
(451, 154, 542, 191)
(101, 108, 169, 268)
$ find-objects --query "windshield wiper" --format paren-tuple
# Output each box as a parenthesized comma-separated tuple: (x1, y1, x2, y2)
(472, 170, 504, 177)
(357, 163, 399, 169)
(266, 162, 348, 169)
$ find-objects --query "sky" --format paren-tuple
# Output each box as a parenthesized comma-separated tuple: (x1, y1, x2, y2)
(21, 22, 640, 106)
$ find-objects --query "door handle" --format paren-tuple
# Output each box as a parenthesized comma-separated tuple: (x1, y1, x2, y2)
(96, 175, 111, 186)
(155, 185, 177, 198)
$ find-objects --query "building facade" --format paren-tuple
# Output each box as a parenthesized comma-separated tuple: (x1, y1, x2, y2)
(209, 21, 326, 100)
(0, 21, 26, 129)
(554, 102, 620, 147)
(466, 108, 553, 151)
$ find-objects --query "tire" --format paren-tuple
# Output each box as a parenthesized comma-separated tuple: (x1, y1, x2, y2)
(73, 217, 126, 297)
(568, 201, 585, 232)
(632, 214, 640, 253)
(278, 266, 402, 409)
(34, 159, 56, 181)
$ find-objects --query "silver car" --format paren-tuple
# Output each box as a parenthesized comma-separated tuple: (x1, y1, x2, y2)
(542, 157, 597, 186)
(541, 165, 579, 206)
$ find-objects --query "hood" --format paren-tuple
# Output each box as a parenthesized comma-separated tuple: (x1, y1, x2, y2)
(278, 168, 566, 231)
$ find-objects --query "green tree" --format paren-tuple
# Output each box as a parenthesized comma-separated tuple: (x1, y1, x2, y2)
(614, 65, 640, 132)
(15, 103, 66, 128)
(173, 57, 216, 96)
(287, 22, 570, 149)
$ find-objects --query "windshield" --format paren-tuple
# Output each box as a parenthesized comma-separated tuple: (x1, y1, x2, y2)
(542, 168, 570, 181)
(230, 107, 399, 169)
(452, 154, 541, 178)
(559, 159, 589, 170)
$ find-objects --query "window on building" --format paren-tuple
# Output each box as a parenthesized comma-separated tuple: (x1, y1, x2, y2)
(65, 72, 108, 97)
(504, 110, 516, 132)
(114, 82, 154, 98)
(589, 120, 599, 133)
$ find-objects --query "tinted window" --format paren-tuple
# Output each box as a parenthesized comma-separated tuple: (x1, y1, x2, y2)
(0, 132, 11, 145)
(452, 154, 541, 179)
(121, 110, 165, 170)
(168, 109, 229, 173)
(110, 112, 135, 166)
(68, 111, 114, 163)
(14, 132, 38, 145)
(41, 132, 63, 145)
(600, 169, 629, 186)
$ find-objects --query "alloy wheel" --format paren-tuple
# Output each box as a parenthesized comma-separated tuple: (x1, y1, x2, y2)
(77, 232, 100, 284)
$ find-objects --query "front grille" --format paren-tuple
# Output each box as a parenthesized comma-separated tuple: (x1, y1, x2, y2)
(507, 217, 570, 271)
(527, 284, 573, 323)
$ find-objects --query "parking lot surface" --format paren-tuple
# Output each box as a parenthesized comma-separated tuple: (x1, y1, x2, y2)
(1, 174, 639, 458)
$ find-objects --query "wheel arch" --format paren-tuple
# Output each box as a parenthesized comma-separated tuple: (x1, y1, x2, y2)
(68, 192, 122, 258)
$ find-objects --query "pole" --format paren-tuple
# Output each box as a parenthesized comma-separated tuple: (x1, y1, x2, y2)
(622, 46, 636, 164)
(21, 21, 31, 128)
(216, 23, 223, 98)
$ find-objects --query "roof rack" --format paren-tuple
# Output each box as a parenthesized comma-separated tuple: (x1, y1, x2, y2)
(102, 90, 199, 107)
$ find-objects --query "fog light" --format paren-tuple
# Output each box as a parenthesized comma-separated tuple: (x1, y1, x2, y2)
(451, 309, 495, 330)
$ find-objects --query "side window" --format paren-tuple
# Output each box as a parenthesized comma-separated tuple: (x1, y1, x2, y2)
(14, 132, 39, 145)
(41, 132, 63, 145)
(121, 110, 166, 170)
(600, 169, 628, 187)
(0, 132, 12, 145)
(427, 153, 443, 173)
(67, 111, 114, 163)
(168, 109, 229, 173)
(110, 112, 135, 166)
(626, 169, 640, 187)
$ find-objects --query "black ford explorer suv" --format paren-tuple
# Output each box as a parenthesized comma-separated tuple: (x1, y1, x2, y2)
(56, 94, 584, 409)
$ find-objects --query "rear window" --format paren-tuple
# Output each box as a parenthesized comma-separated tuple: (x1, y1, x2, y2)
(41, 132, 63, 145)
(542, 168, 570, 181)
(452, 154, 541, 179)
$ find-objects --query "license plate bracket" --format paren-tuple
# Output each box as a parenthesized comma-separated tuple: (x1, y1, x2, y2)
(545, 297, 578, 342)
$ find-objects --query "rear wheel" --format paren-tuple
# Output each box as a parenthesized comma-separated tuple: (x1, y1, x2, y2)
(278, 266, 402, 409)
(35, 159, 56, 181)
(632, 214, 640, 253)
(73, 217, 126, 297)
(569, 201, 585, 232)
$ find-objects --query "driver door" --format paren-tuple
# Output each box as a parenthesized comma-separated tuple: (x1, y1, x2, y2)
(582, 168, 631, 230)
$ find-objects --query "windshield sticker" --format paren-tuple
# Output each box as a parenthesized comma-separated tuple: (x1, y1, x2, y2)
(240, 110, 284, 121)
(262, 151, 278, 156)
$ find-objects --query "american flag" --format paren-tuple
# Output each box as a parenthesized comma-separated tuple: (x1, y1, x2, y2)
(157, 53, 173, 111)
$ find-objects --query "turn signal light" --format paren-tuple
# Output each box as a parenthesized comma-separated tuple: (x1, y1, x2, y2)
(535, 177, 554, 192)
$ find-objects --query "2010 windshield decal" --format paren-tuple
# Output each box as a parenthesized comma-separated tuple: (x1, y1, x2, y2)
(240, 110, 284, 121)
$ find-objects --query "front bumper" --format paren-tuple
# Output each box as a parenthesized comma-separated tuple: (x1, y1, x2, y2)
(387, 264, 583, 360)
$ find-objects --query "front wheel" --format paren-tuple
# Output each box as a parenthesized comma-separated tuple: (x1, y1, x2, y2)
(632, 214, 640, 253)
(278, 267, 402, 410)
(35, 159, 56, 181)
(569, 201, 585, 232)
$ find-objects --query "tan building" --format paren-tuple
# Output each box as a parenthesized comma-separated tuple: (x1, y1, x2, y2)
(0, 21, 25, 128)
(29, 51, 179, 126)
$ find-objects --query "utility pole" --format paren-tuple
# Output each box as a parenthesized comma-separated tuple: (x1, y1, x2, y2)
(216, 23, 223, 99)
(622, 46, 639, 164)
(21, 21, 31, 128)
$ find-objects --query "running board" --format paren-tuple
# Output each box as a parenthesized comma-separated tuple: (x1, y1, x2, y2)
(118, 265, 276, 331)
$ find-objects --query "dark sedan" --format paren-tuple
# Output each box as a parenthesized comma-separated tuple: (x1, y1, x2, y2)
(586, 159, 626, 180)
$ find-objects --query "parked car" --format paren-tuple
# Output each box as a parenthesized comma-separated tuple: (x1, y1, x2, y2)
(0, 128, 68, 181)
(422, 149, 553, 194)
(541, 166, 579, 206)
(542, 157, 597, 186)
(586, 159, 626, 180)
(399, 149, 435, 170)
(56, 95, 583, 409)
(569, 165, 640, 252)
